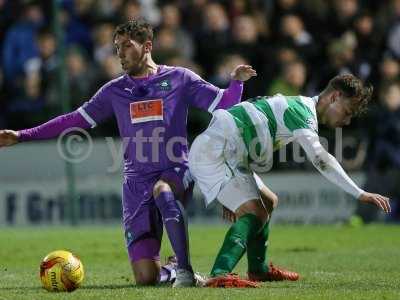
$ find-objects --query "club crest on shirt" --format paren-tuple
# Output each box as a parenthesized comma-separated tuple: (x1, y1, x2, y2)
(130, 99, 163, 124)
(158, 79, 171, 91)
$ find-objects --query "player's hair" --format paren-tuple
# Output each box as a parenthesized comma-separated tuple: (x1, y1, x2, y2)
(325, 74, 373, 116)
(113, 19, 153, 44)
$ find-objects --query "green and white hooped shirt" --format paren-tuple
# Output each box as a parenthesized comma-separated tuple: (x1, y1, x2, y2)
(226, 94, 364, 199)
(228, 94, 318, 157)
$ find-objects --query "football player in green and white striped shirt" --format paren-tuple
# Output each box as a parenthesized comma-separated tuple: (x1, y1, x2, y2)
(188, 74, 391, 287)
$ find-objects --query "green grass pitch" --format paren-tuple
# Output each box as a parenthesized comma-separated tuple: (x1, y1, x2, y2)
(0, 224, 399, 300)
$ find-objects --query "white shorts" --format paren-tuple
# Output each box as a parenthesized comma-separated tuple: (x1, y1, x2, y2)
(189, 110, 265, 212)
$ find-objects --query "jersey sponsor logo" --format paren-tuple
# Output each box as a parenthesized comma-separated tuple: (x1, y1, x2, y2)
(130, 99, 163, 123)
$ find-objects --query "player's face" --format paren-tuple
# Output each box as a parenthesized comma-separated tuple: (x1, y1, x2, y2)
(323, 92, 354, 128)
(114, 34, 149, 75)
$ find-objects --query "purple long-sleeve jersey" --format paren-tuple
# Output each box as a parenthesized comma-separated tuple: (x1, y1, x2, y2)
(78, 65, 228, 179)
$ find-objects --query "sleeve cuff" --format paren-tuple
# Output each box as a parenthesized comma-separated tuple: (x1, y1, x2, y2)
(77, 107, 97, 128)
(207, 88, 224, 113)
(354, 188, 364, 200)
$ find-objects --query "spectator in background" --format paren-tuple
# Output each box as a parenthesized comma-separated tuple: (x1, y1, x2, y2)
(269, 0, 307, 32)
(280, 14, 312, 47)
(350, 11, 382, 87)
(153, 28, 181, 63)
(7, 68, 45, 129)
(0, 67, 6, 127)
(23, 72, 42, 108)
(230, 14, 271, 96)
(227, 0, 249, 19)
(158, 4, 194, 60)
(268, 59, 307, 96)
(387, 21, 400, 59)
(137, 0, 160, 26)
(279, 14, 316, 63)
(252, 9, 271, 44)
(71, 0, 97, 26)
(328, 0, 360, 38)
(301, 0, 329, 22)
(66, 46, 96, 109)
(120, 0, 142, 23)
(92, 22, 115, 64)
(179, 0, 208, 32)
(34, 28, 59, 113)
(378, 56, 400, 91)
(359, 81, 400, 222)
(2, 1, 43, 87)
(95, 0, 124, 22)
(315, 33, 367, 91)
(376, 0, 400, 37)
(352, 11, 382, 64)
(268, 46, 297, 87)
(0, 0, 13, 45)
(273, 46, 300, 70)
(60, 5, 93, 54)
(195, 2, 231, 75)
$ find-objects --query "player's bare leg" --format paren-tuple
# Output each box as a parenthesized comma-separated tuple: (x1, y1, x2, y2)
(153, 179, 194, 287)
(130, 245, 178, 286)
(258, 183, 278, 215)
(235, 199, 270, 222)
(131, 257, 178, 286)
(221, 183, 277, 223)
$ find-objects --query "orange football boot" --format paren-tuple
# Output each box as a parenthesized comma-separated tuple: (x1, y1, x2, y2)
(248, 262, 299, 282)
(206, 273, 260, 288)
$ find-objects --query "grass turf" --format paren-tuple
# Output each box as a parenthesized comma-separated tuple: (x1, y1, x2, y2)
(0, 224, 399, 300)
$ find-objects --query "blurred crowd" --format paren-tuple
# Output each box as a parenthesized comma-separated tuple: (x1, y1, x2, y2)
(0, 0, 400, 219)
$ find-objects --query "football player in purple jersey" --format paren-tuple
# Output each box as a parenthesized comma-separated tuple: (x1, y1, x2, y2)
(0, 19, 256, 287)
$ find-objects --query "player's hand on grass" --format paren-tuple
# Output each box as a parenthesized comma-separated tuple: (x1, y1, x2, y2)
(0, 130, 19, 148)
(222, 206, 237, 223)
(231, 65, 257, 82)
(359, 192, 391, 213)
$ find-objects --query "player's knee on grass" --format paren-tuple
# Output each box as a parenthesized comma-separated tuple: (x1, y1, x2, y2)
(128, 237, 162, 285)
(235, 199, 269, 226)
(132, 259, 160, 286)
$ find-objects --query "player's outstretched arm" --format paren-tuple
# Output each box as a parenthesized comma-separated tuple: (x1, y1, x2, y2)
(0, 130, 19, 147)
(295, 131, 391, 213)
(0, 110, 92, 148)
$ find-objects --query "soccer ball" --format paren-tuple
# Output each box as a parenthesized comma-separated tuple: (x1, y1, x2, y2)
(39, 250, 84, 292)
